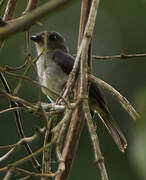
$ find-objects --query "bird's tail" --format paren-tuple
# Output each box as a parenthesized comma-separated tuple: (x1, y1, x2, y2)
(97, 109, 127, 152)
(89, 83, 127, 152)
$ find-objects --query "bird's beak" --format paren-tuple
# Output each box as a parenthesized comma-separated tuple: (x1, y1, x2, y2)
(30, 35, 42, 42)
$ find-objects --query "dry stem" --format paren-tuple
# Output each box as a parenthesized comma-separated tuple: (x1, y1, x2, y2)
(0, 0, 70, 40)
(89, 74, 140, 120)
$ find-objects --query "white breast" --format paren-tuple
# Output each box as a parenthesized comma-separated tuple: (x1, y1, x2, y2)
(35, 44, 68, 101)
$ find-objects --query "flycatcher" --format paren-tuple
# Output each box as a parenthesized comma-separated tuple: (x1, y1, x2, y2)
(31, 31, 127, 152)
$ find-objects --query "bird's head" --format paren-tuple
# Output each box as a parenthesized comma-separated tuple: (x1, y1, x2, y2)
(31, 31, 69, 54)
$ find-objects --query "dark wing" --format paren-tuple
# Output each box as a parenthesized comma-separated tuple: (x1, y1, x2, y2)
(52, 49, 75, 75)
(52, 49, 127, 151)
(89, 83, 108, 111)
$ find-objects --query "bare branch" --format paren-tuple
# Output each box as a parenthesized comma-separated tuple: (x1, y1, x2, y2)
(0, 89, 37, 110)
(55, 146, 65, 176)
(0, 127, 46, 163)
(89, 74, 140, 120)
(0, 107, 22, 115)
(14, 49, 44, 94)
(56, 0, 100, 180)
(84, 101, 109, 180)
(3, 0, 18, 21)
(0, 73, 41, 172)
(78, 0, 108, 178)
(52, 109, 73, 133)
(0, 132, 58, 174)
(3, 167, 15, 180)
(23, 0, 38, 15)
(0, 0, 70, 40)
(0, 66, 69, 106)
(0, 0, 18, 48)
(92, 53, 146, 60)
(4, 57, 28, 71)
(14, 164, 65, 179)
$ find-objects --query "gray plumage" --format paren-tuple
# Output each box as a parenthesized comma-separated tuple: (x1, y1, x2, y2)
(31, 31, 127, 152)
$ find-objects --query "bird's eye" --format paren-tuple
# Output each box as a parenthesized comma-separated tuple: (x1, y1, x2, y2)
(49, 34, 58, 40)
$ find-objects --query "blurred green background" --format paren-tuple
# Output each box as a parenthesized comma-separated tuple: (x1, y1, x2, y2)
(1, 0, 146, 179)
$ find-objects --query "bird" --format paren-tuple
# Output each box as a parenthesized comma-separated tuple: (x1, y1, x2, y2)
(31, 31, 127, 152)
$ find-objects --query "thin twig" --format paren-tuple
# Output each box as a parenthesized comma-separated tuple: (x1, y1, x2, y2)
(14, 165, 65, 179)
(4, 56, 28, 71)
(73, 52, 146, 60)
(52, 109, 73, 133)
(40, 102, 52, 180)
(3, 167, 15, 180)
(55, 146, 65, 176)
(0, 0, 70, 40)
(56, 0, 98, 180)
(0, 89, 37, 110)
(0, 132, 58, 174)
(92, 53, 146, 60)
(89, 74, 140, 120)
(17, 175, 31, 180)
(14, 31, 36, 94)
(84, 101, 109, 180)
(79, 0, 108, 179)
(0, 66, 69, 106)
(0, 106, 22, 115)
(0, 73, 41, 172)
(0, 127, 46, 163)
(14, 48, 44, 94)
(0, 0, 18, 48)
(54, 111, 73, 179)
(3, 0, 18, 21)
(23, 0, 38, 15)
(42, 130, 52, 180)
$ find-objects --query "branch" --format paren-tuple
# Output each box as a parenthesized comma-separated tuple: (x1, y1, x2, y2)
(0, 106, 23, 115)
(0, 0, 18, 48)
(3, 0, 18, 21)
(78, 0, 108, 178)
(4, 56, 28, 71)
(89, 74, 140, 120)
(92, 53, 146, 60)
(0, 66, 69, 106)
(0, 0, 70, 40)
(0, 132, 58, 174)
(3, 167, 14, 180)
(56, 0, 101, 180)
(14, 164, 65, 179)
(0, 91, 77, 117)
(0, 127, 46, 163)
(55, 0, 91, 178)
(84, 101, 109, 180)
(0, 73, 41, 172)
(0, 89, 37, 110)
(52, 109, 73, 133)
(23, 0, 38, 15)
